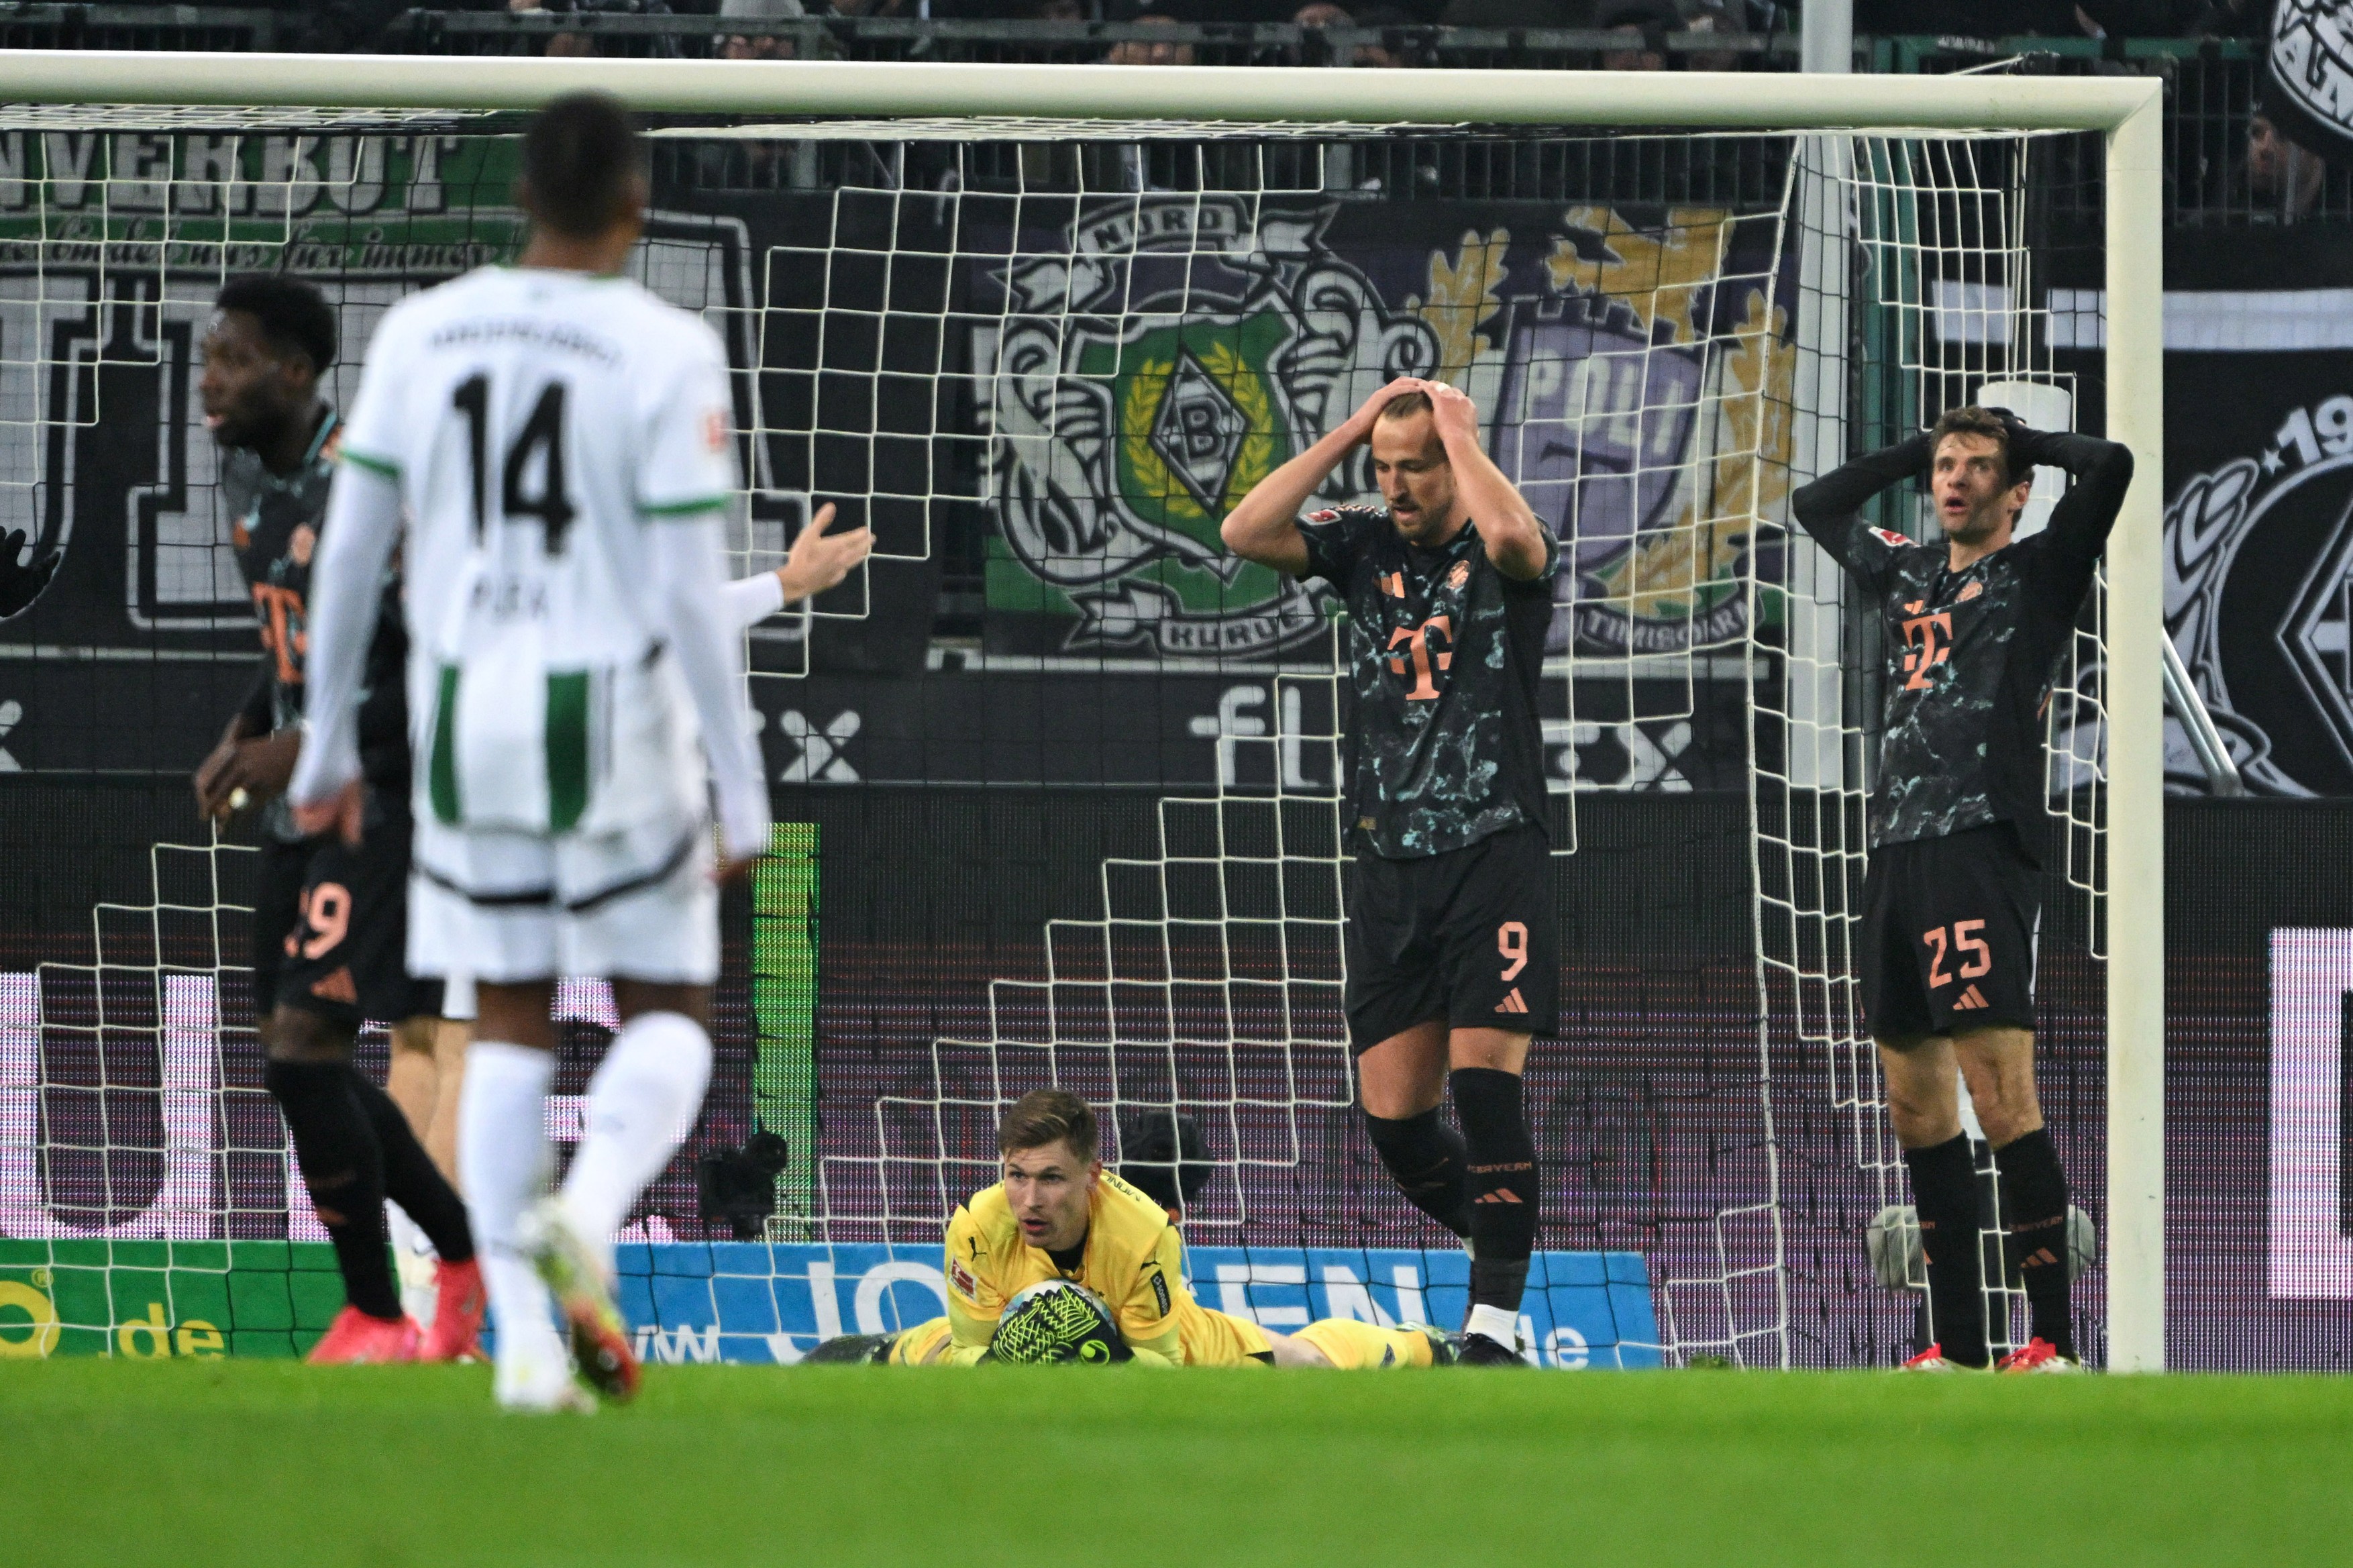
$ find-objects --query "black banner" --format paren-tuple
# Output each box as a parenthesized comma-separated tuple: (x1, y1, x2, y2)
(2163, 228, 2353, 797)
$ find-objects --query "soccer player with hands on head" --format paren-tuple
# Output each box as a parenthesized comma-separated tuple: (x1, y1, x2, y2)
(290, 94, 866, 1411)
(1791, 405, 2133, 1373)
(1221, 375, 1560, 1366)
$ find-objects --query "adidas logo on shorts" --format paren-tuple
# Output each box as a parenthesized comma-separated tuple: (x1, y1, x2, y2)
(1952, 984, 1989, 1011)
(1495, 988, 1528, 1014)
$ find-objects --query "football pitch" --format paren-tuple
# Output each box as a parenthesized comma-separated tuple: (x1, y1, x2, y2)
(6, 1361, 2348, 1566)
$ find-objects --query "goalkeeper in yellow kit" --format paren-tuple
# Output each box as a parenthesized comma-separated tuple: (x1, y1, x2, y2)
(810, 1088, 1453, 1370)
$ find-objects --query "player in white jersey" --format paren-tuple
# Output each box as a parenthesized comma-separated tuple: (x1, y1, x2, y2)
(290, 94, 870, 1411)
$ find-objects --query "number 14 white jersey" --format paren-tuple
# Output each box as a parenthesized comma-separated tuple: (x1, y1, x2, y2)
(338, 265, 766, 855)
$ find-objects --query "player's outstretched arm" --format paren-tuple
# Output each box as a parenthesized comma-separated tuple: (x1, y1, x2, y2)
(1220, 378, 1423, 576)
(1417, 381, 1552, 580)
(656, 511, 772, 874)
(287, 460, 403, 842)
(721, 502, 878, 629)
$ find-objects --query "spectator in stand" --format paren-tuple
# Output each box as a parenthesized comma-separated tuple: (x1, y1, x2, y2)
(1348, 5, 1418, 66)
(1439, 0, 1591, 25)
(1106, 13, 1198, 62)
(1680, 0, 1747, 70)
(2241, 110, 2330, 223)
(719, 0, 806, 58)
(2183, 0, 2267, 36)
(1294, 2, 1418, 66)
(1597, 0, 1675, 70)
(505, 0, 674, 57)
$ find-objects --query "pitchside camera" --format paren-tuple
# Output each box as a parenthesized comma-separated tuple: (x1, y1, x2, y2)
(697, 1131, 791, 1239)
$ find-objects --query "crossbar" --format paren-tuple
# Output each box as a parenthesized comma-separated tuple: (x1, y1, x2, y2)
(0, 51, 2158, 129)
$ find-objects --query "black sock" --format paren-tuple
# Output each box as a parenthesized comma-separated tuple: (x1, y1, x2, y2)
(1903, 1133, 1987, 1367)
(264, 1058, 399, 1320)
(1363, 1107, 1471, 1239)
(349, 1070, 474, 1266)
(1451, 1067, 1538, 1313)
(1995, 1128, 2075, 1359)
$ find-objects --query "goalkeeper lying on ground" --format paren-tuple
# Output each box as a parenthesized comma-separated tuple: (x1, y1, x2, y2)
(808, 1088, 1455, 1369)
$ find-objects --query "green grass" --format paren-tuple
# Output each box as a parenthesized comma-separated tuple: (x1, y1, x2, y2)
(5, 1360, 2350, 1566)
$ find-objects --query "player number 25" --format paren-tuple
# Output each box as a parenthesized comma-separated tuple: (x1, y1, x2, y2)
(451, 374, 578, 553)
(1498, 921, 1528, 982)
(1920, 919, 1990, 989)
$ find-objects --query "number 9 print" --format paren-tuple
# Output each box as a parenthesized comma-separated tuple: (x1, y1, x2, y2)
(1498, 921, 1528, 982)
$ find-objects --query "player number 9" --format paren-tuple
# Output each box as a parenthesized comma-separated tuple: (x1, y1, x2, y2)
(1498, 921, 1528, 982)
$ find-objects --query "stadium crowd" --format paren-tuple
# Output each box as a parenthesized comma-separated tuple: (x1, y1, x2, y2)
(135, 0, 2276, 55)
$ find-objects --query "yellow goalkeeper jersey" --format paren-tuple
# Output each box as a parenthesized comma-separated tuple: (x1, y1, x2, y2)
(943, 1170, 1190, 1366)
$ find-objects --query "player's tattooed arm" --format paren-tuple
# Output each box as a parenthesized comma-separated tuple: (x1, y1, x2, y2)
(1416, 381, 1552, 580)
(1220, 378, 1422, 576)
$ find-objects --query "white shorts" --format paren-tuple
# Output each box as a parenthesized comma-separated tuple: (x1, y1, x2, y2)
(409, 816, 719, 986)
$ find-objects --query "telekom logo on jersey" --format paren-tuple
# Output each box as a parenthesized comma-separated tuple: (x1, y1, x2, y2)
(1899, 599, 1954, 691)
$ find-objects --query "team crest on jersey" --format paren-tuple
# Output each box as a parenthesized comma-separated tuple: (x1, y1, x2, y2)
(948, 1257, 980, 1302)
(1447, 560, 1470, 590)
(1957, 579, 1983, 602)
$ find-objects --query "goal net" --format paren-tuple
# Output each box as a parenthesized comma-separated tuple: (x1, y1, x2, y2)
(0, 76, 2142, 1369)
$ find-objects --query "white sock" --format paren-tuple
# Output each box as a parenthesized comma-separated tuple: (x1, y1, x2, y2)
(559, 1010, 714, 1276)
(1466, 1302, 1520, 1347)
(460, 1041, 566, 1385)
(385, 1202, 439, 1324)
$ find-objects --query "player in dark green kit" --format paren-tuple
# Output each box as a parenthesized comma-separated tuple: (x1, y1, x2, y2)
(1793, 406, 2132, 1373)
(1223, 378, 1559, 1365)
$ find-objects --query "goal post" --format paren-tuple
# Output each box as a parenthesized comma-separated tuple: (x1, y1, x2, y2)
(0, 52, 2164, 1369)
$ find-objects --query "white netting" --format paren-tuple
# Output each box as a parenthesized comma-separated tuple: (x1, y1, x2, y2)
(1756, 131, 2107, 1367)
(0, 115, 2106, 1370)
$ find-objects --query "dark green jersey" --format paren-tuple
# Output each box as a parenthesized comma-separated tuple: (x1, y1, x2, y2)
(1297, 505, 1560, 859)
(1791, 429, 2133, 858)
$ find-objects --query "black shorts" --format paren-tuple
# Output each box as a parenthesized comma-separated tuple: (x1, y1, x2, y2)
(250, 788, 441, 1031)
(1859, 822, 2039, 1039)
(1344, 822, 1559, 1050)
